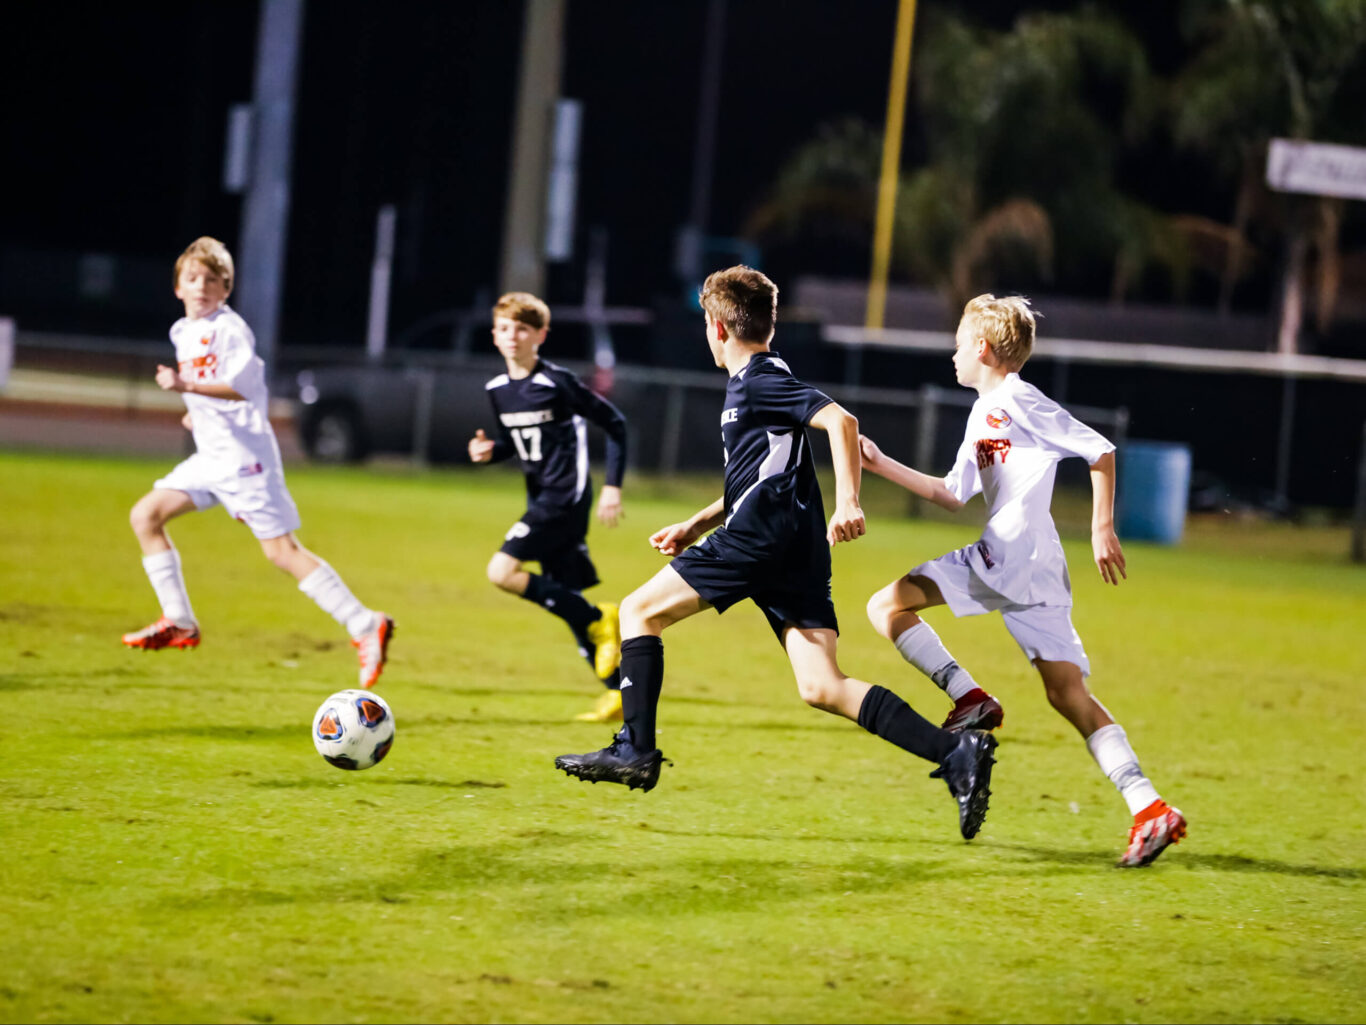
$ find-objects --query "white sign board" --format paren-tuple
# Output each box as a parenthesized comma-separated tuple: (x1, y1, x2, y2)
(0, 318, 13, 391)
(1266, 138, 1366, 201)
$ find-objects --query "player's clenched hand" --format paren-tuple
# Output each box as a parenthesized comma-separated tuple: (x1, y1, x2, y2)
(827, 498, 866, 545)
(1093, 526, 1127, 585)
(597, 485, 623, 528)
(858, 434, 883, 470)
(156, 364, 186, 392)
(468, 428, 495, 463)
(649, 521, 697, 557)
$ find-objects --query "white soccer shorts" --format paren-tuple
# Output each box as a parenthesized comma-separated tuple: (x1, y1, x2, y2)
(912, 549, 1091, 675)
(154, 454, 302, 540)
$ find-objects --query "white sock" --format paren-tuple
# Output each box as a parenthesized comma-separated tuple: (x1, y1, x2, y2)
(893, 622, 979, 700)
(299, 562, 377, 639)
(1086, 723, 1161, 815)
(142, 548, 195, 627)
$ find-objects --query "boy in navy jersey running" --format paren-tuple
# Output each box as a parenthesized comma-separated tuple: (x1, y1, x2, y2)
(555, 267, 998, 839)
(469, 292, 629, 722)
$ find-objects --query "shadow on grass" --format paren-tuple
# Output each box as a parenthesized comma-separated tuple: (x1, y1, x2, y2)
(1178, 852, 1363, 880)
(987, 842, 1364, 879)
(253, 777, 508, 790)
(158, 839, 954, 919)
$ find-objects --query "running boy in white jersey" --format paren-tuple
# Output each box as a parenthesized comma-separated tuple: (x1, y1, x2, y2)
(121, 237, 395, 689)
(859, 294, 1185, 867)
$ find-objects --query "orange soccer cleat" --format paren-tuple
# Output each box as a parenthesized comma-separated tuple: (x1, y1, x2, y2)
(1118, 800, 1187, 868)
(121, 617, 201, 650)
(353, 613, 396, 688)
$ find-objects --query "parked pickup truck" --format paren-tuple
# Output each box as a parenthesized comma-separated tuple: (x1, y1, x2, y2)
(294, 354, 510, 463)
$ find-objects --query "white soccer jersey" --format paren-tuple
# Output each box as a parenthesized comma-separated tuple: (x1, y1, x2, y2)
(942, 373, 1115, 607)
(169, 304, 283, 477)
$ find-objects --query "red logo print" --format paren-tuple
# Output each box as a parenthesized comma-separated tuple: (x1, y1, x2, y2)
(975, 438, 1011, 470)
(985, 408, 1011, 429)
(180, 353, 218, 381)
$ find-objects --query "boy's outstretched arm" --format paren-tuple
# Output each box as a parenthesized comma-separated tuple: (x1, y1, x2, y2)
(649, 497, 725, 556)
(859, 434, 965, 512)
(1089, 450, 1127, 585)
(809, 402, 866, 544)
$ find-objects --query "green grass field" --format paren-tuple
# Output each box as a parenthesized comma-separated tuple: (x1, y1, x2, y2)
(2, 449, 1363, 1024)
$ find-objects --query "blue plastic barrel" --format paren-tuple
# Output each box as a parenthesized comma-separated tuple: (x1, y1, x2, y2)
(1118, 441, 1192, 545)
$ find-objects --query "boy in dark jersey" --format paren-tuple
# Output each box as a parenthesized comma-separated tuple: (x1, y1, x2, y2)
(469, 292, 629, 722)
(555, 267, 998, 839)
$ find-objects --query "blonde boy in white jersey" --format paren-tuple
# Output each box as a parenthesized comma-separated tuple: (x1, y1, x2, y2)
(859, 294, 1185, 867)
(121, 237, 395, 689)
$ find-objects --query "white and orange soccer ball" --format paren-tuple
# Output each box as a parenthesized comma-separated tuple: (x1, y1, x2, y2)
(312, 689, 395, 770)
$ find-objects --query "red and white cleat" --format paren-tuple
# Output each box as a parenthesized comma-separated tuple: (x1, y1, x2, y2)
(353, 613, 396, 688)
(942, 687, 1004, 733)
(121, 617, 200, 650)
(1118, 800, 1187, 868)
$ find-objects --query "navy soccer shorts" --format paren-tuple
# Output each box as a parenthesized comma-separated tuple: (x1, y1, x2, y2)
(499, 490, 599, 591)
(671, 526, 838, 641)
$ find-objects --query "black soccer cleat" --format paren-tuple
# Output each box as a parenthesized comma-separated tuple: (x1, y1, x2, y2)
(929, 729, 998, 840)
(555, 726, 667, 792)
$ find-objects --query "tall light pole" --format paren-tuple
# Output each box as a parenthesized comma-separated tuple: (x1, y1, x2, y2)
(235, 0, 304, 371)
(674, 0, 727, 290)
(500, 0, 567, 296)
(865, 0, 917, 330)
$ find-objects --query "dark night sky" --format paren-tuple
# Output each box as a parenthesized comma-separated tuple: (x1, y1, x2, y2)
(1, 0, 1222, 349)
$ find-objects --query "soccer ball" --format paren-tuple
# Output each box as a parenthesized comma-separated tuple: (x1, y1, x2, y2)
(312, 689, 395, 771)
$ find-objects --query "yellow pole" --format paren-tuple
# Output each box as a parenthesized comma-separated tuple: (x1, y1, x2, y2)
(866, 0, 918, 330)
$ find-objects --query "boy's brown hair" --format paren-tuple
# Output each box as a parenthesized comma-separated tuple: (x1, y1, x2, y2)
(492, 291, 551, 331)
(174, 236, 235, 293)
(961, 294, 1036, 370)
(700, 265, 778, 342)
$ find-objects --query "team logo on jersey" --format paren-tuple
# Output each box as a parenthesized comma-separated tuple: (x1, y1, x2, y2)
(985, 408, 1011, 429)
(721, 408, 739, 424)
(200, 333, 213, 346)
(180, 352, 218, 381)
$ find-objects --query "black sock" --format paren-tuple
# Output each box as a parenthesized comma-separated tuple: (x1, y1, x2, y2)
(857, 685, 956, 763)
(522, 574, 601, 633)
(619, 635, 664, 749)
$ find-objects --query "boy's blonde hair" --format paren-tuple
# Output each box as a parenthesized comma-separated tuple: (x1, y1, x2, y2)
(700, 265, 777, 342)
(961, 293, 1035, 370)
(492, 292, 551, 331)
(174, 236, 234, 293)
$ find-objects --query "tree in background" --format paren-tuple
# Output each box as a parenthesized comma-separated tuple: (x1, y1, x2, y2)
(747, 7, 1184, 315)
(1173, 0, 1366, 349)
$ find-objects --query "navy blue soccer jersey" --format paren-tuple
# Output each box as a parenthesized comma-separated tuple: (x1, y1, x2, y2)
(483, 359, 627, 511)
(719, 350, 833, 540)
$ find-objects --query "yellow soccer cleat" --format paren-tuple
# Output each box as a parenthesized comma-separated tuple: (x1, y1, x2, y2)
(575, 687, 623, 723)
(585, 602, 621, 680)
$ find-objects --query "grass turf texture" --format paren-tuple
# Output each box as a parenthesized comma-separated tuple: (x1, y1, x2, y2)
(1, 449, 1363, 1024)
